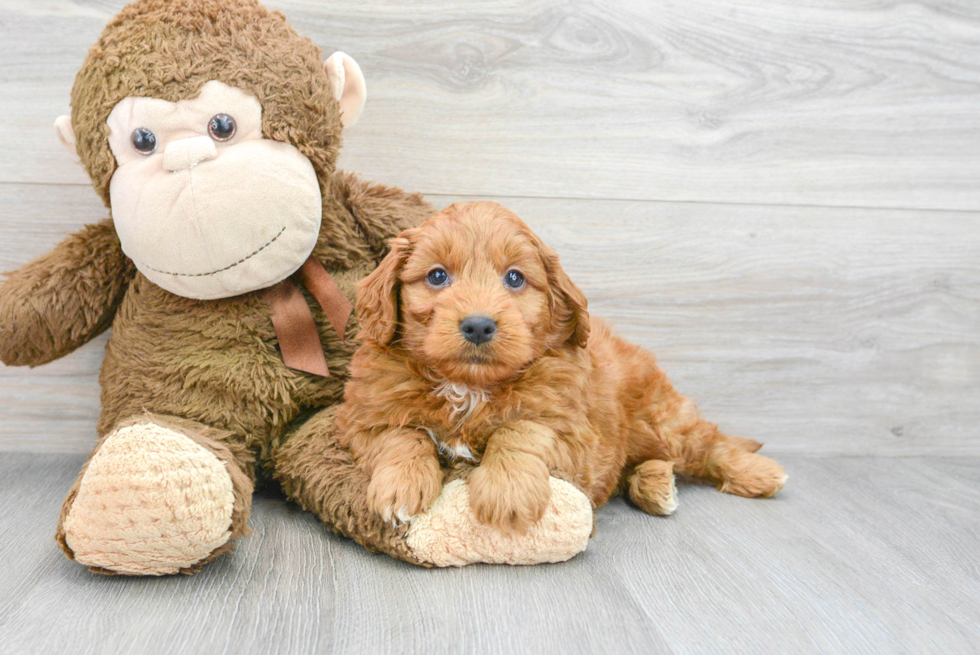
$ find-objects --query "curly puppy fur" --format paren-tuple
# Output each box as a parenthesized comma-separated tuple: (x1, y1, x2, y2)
(338, 201, 787, 534)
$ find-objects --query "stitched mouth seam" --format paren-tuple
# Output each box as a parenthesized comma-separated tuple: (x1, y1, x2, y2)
(141, 226, 287, 277)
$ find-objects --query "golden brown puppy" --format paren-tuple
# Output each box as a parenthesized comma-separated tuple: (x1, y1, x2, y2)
(337, 201, 786, 533)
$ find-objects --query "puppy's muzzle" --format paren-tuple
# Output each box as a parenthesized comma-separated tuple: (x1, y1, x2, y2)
(460, 315, 497, 346)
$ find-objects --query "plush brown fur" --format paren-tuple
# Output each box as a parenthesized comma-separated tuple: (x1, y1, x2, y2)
(0, 220, 134, 367)
(272, 406, 423, 565)
(71, 0, 342, 210)
(0, 0, 436, 571)
(338, 202, 787, 534)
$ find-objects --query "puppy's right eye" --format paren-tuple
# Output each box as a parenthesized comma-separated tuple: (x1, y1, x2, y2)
(426, 268, 450, 287)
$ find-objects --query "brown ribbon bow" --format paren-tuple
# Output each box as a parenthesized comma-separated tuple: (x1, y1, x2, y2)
(264, 255, 352, 377)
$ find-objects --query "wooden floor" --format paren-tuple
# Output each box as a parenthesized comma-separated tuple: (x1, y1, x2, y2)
(1, 1, 979, 653)
(0, 454, 977, 654)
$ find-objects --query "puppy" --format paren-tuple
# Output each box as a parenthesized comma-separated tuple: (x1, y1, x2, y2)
(337, 201, 786, 532)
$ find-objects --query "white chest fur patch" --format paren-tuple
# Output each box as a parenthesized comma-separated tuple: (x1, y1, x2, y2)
(432, 381, 490, 423)
(420, 428, 478, 463)
(424, 381, 488, 463)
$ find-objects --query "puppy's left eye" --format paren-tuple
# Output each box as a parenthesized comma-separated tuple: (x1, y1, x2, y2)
(503, 270, 525, 289)
(426, 268, 450, 287)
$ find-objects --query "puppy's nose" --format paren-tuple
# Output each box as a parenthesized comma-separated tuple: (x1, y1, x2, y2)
(460, 315, 497, 346)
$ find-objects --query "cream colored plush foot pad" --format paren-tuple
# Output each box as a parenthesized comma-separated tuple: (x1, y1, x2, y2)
(63, 422, 236, 575)
(405, 477, 593, 567)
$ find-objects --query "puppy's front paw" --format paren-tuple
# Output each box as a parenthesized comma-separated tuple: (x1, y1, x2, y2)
(467, 453, 551, 535)
(367, 457, 443, 524)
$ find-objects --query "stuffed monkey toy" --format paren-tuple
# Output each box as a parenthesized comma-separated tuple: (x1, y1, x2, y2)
(0, 0, 592, 575)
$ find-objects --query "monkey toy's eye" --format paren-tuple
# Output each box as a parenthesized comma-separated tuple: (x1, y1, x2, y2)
(208, 113, 237, 141)
(503, 269, 525, 289)
(131, 128, 157, 155)
(426, 268, 450, 287)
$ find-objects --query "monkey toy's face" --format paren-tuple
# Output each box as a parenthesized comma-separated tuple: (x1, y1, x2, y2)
(104, 81, 320, 300)
(56, 24, 367, 301)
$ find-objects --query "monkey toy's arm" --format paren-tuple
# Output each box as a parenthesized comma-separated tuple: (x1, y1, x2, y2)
(0, 219, 135, 367)
(334, 171, 435, 263)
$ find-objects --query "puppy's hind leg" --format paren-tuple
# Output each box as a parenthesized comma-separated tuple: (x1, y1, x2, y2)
(650, 396, 786, 499)
(703, 437, 787, 498)
(627, 459, 678, 516)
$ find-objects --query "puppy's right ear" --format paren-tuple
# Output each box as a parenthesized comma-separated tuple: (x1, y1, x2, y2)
(355, 231, 415, 346)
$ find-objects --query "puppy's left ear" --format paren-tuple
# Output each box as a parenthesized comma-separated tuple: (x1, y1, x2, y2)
(540, 242, 590, 348)
(355, 230, 416, 346)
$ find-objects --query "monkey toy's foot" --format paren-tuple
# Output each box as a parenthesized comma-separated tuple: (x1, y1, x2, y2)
(57, 416, 253, 575)
(405, 477, 593, 567)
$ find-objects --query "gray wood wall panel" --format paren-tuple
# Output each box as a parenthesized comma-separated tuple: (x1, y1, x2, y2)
(2, 185, 977, 455)
(2, 1, 980, 209)
(0, 0, 977, 456)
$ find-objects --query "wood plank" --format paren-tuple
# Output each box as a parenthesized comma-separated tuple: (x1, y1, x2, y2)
(483, 196, 980, 457)
(2, 1, 980, 210)
(0, 454, 84, 616)
(594, 456, 980, 654)
(4, 184, 976, 455)
(0, 454, 977, 654)
(0, 182, 108, 452)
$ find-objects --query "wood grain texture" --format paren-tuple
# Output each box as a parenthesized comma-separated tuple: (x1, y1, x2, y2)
(2, 1, 980, 209)
(489, 196, 980, 457)
(0, 183, 108, 452)
(2, 3, 978, 653)
(0, 454, 977, 654)
(2, 184, 977, 455)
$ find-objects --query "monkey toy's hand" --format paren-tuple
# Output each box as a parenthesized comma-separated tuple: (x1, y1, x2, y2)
(0, 220, 133, 367)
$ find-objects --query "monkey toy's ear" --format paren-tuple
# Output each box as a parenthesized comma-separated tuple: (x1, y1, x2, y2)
(324, 52, 367, 129)
(54, 115, 78, 158)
